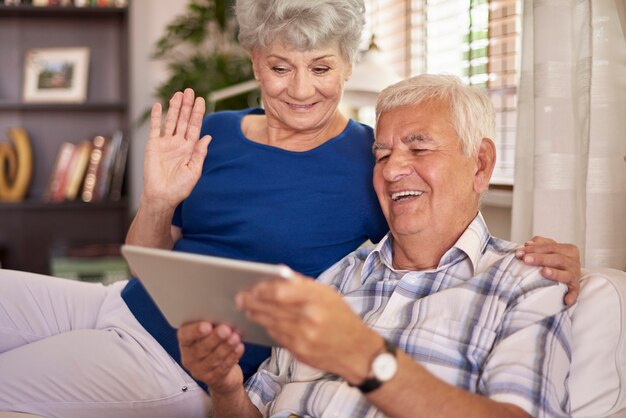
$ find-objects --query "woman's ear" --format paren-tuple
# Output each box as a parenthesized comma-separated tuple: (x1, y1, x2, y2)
(473, 138, 496, 194)
(344, 63, 353, 82)
(250, 51, 261, 81)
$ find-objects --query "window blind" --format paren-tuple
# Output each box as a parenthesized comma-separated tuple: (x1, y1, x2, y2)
(365, 0, 521, 185)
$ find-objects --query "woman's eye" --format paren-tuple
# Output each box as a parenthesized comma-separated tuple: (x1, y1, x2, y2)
(312, 67, 330, 74)
(272, 66, 289, 74)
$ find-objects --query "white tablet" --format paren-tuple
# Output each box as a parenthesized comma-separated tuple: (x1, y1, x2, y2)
(120, 244, 295, 346)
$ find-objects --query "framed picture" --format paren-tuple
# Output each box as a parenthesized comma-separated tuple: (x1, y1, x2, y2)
(22, 47, 90, 103)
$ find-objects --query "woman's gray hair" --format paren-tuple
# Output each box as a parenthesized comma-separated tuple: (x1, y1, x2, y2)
(235, 0, 366, 63)
(375, 74, 496, 156)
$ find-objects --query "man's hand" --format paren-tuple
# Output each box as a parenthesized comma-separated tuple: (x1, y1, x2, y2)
(143, 88, 212, 211)
(236, 275, 381, 384)
(178, 321, 245, 394)
(516, 236, 581, 305)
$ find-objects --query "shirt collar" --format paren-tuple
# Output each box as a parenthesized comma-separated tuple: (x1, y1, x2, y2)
(442, 212, 490, 274)
(361, 212, 491, 281)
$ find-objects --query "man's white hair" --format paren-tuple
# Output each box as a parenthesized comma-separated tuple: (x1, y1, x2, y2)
(375, 74, 496, 156)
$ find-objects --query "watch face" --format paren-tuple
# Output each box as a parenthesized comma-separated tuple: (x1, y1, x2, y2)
(372, 352, 398, 381)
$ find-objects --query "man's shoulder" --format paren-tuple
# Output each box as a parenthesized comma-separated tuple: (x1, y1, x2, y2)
(478, 236, 564, 296)
(316, 244, 375, 288)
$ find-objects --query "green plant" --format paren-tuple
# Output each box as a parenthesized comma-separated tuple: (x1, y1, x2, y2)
(141, 0, 255, 123)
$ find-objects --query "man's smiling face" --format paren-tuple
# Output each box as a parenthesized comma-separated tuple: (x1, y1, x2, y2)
(373, 99, 481, 244)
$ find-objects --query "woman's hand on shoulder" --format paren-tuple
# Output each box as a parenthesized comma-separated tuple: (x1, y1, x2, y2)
(516, 236, 581, 306)
(143, 88, 212, 210)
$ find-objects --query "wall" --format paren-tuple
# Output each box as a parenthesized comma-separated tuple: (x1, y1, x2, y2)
(129, 0, 187, 213)
(481, 190, 512, 241)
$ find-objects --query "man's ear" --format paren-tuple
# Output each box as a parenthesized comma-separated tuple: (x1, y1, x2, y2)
(473, 138, 496, 194)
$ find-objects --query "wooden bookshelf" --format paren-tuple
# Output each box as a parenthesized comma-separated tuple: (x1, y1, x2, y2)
(0, 3, 130, 274)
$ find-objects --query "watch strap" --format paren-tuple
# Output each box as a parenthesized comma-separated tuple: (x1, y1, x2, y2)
(353, 338, 397, 394)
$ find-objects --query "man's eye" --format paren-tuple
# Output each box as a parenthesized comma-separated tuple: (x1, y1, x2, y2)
(412, 149, 427, 154)
(376, 155, 389, 163)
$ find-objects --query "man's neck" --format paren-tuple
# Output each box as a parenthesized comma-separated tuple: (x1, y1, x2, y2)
(391, 235, 456, 271)
(390, 212, 478, 271)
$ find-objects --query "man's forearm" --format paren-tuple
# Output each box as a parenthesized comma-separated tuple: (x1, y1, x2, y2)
(125, 194, 177, 249)
(364, 351, 530, 418)
(212, 386, 262, 418)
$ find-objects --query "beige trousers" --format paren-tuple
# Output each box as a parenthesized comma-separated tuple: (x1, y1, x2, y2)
(0, 270, 211, 418)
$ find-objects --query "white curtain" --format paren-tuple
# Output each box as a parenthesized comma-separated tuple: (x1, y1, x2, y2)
(512, 0, 626, 270)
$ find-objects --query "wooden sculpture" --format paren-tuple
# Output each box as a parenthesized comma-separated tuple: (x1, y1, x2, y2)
(0, 128, 33, 202)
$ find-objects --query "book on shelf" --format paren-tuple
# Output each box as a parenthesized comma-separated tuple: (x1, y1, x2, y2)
(43, 141, 75, 203)
(43, 132, 127, 203)
(81, 135, 107, 202)
(108, 130, 128, 201)
(0, 0, 128, 7)
(94, 130, 121, 200)
(64, 139, 92, 200)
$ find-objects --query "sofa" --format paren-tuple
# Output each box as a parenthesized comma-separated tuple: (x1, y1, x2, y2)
(570, 267, 626, 417)
(0, 267, 625, 417)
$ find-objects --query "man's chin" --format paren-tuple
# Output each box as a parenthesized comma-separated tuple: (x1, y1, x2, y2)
(388, 223, 427, 239)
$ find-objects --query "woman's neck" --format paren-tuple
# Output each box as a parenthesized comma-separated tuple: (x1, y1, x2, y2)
(242, 111, 349, 152)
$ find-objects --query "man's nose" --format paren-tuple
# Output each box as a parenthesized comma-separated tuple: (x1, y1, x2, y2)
(288, 70, 316, 100)
(383, 151, 412, 181)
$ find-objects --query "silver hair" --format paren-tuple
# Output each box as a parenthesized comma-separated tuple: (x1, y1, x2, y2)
(235, 0, 366, 63)
(375, 74, 496, 156)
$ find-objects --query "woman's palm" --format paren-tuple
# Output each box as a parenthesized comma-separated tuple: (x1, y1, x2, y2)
(143, 89, 211, 209)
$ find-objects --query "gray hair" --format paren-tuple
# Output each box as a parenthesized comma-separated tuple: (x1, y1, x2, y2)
(235, 0, 366, 63)
(375, 74, 496, 156)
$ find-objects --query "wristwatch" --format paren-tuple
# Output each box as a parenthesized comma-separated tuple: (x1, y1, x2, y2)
(354, 338, 398, 394)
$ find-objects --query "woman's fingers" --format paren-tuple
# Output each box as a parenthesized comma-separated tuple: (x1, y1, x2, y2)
(521, 241, 580, 259)
(516, 237, 581, 306)
(148, 103, 162, 140)
(563, 283, 580, 306)
(188, 135, 212, 173)
(186, 95, 206, 141)
(150, 89, 200, 145)
(164, 91, 183, 136)
(527, 235, 556, 245)
(175, 88, 195, 139)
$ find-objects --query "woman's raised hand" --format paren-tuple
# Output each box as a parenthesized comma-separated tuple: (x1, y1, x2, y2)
(142, 88, 212, 211)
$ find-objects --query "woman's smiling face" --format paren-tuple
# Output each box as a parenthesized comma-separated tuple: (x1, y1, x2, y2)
(251, 42, 352, 134)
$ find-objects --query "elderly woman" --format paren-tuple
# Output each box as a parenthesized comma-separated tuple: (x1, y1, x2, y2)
(0, 1, 579, 417)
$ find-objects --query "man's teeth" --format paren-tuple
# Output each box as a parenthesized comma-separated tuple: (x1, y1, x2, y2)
(391, 191, 423, 201)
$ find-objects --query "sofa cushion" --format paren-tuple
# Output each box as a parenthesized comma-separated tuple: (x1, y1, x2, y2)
(570, 268, 626, 417)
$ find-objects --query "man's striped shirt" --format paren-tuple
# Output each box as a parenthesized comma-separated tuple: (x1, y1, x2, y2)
(246, 213, 571, 418)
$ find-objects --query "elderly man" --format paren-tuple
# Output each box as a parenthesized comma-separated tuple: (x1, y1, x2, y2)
(179, 74, 571, 418)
